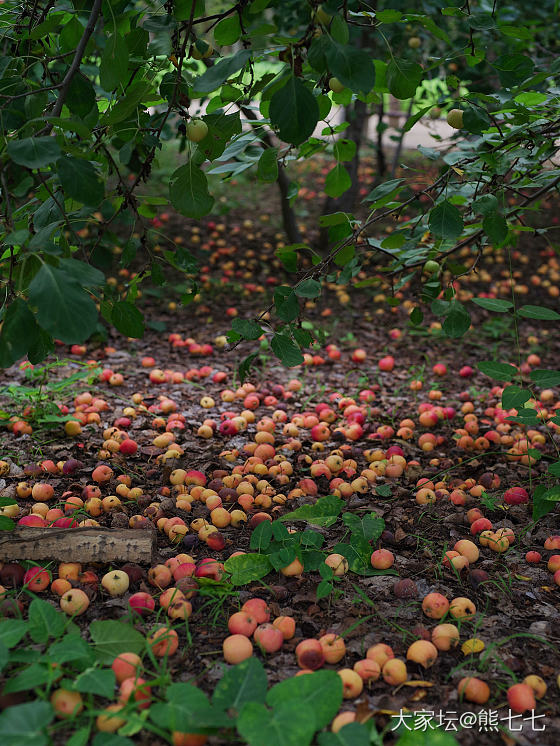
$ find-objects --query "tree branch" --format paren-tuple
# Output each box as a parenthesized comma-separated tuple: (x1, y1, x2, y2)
(42, 0, 103, 133)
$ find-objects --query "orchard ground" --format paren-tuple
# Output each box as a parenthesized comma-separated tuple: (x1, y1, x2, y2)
(0, 158, 560, 745)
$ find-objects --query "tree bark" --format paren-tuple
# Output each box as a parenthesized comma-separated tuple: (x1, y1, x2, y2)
(0, 527, 155, 564)
(240, 106, 302, 245)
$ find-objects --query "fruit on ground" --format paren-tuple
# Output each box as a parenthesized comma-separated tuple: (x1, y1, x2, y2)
(338, 668, 364, 698)
(223, 634, 253, 664)
(51, 689, 84, 718)
(406, 640, 438, 668)
(319, 633, 346, 664)
(458, 677, 490, 704)
(296, 638, 325, 670)
(507, 683, 536, 713)
(111, 652, 142, 684)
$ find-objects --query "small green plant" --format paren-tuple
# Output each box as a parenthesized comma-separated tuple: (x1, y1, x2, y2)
(0, 360, 99, 429)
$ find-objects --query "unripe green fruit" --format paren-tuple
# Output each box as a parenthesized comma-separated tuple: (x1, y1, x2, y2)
(447, 109, 463, 129)
(191, 40, 213, 60)
(423, 260, 440, 275)
(429, 106, 441, 120)
(408, 37, 421, 49)
(328, 77, 345, 94)
(186, 119, 208, 143)
(314, 5, 332, 25)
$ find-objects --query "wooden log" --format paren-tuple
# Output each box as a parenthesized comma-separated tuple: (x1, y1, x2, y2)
(0, 527, 155, 564)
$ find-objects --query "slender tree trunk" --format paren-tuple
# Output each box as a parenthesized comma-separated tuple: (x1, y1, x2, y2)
(389, 97, 414, 178)
(375, 100, 387, 183)
(318, 98, 369, 250)
(240, 106, 301, 245)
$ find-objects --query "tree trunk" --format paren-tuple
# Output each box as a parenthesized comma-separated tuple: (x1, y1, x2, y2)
(240, 106, 301, 245)
(375, 100, 387, 183)
(318, 98, 369, 251)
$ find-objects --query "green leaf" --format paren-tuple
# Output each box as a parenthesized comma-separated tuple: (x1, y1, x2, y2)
(386, 60, 423, 99)
(483, 211, 508, 244)
(324, 42, 375, 93)
(363, 178, 404, 207)
(502, 385, 531, 410)
(237, 700, 316, 746)
(0, 299, 39, 368)
(100, 34, 129, 91)
(295, 279, 322, 299)
(214, 15, 242, 45)
(472, 297, 513, 312)
(494, 53, 534, 87)
(224, 554, 273, 586)
(3, 663, 51, 694)
(7, 137, 61, 168)
(28, 599, 65, 644)
(74, 668, 115, 697)
(403, 105, 432, 132)
(429, 200, 463, 240)
(324, 164, 351, 198)
(270, 334, 304, 367)
(547, 461, 560, 477)
(89, 621, 145, 664)
(169, 162, 214, 219)
(232, 318, 264, 340)
(318, 723, 370, 746)
(279, 495, 343, 528)
(213, 658, 268, 713)
(0, 701, 53, 746)
(442, 301, 471, 338)
(49, 634, 94, 665)
(238, 353, 258, 385)
(111, 302, 144, 338)
(58, 258, 105, 287)
(195, 50, 252, 93)
(250, 520, 273, 551)
(56, 157, 104, 205)
(333, 139, 356, 162)
(267, 670, 343, 730)
(67, 76, 96, 118)
(257, 148, 278, 182)
(0, 620, 28, 648)
(393, 719, 461, 745)
(529, 369, 560, 387)
(517, 305, 560, 321)
(463, 105, 491, 134)
(342, 513, 385, 544)
(533, 485, 560, 522)
(274, 287, 299, 322)
(28, 265, 98, 344)
(269, 76, 319, 146)
(477, 361, 518, 381)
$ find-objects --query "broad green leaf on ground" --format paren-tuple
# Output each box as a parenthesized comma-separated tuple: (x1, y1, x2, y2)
(213, 658, 268, 713)
(89, 621, 145, 663)
(266, 670, 343, 730)
(279, 495, 343, 527)
(237, 700, 316, 746)
(0, 701, 53, 746)
(224, 553, 273, 585)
